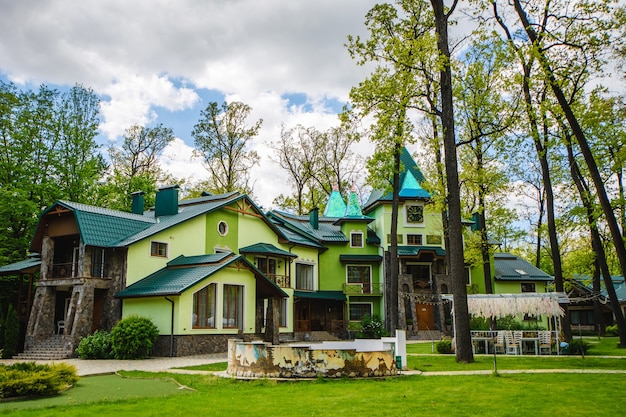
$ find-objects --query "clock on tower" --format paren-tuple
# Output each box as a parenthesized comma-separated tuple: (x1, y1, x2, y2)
(406, 205, 424, 223)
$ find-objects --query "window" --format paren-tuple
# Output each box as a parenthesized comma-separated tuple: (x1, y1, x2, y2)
(223, 284, 243, 329)
(192, 283, 216, 328)
(406, 205, 424, 224)
(426, 234, 442, 245)
(407, 234, 422, 245)
(386, 234, 404, 244)
(150, 241, 168, 257)
(295, 263, 314, 290)
(521, 283, 536, 293)
(571, 310, 595, 325)
(465, 267, 471, 285)
(347, 265, 372, 293)
(217, 221, 228, 236)
(257, 257, 277, 275)
(350, 232, 363, 248)
(91, 247, 106, 278)
(279, 298, 288, 327)
(349, 303, 372, 321)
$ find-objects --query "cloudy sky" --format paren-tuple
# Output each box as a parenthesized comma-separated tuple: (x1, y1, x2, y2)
(0, 0, 382, 208)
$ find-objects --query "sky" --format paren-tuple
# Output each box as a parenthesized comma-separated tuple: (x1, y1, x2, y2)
(0, 0, 382, 209)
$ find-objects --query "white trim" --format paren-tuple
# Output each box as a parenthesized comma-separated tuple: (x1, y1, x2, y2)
(217, 220, 229, 236)
(350, 231, 364, 248)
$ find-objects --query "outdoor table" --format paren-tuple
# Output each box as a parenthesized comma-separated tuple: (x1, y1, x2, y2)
(471, 331, 496, 354)
(519, 336, 539, 355)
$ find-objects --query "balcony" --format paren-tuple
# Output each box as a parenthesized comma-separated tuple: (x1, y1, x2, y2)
(48, 262, 112, 280)
(267, 274, 291, 288)
(342, 282, 384, 296)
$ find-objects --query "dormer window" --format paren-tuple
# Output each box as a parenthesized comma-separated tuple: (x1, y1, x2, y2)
(350, 232, 363, 248)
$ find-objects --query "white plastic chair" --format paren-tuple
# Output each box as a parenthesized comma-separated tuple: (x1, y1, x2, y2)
(505, 331, 520, 355)
(538, 331, 552, 355)
(57, 320, 65, 335)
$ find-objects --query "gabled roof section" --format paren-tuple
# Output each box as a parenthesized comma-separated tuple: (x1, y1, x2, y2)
(239, 243, 298, 258)
(397, 246, 446, 258)
(363, 148, 431, 212)
(268, 211, 348, 245)
(0, 254, 41, 275)
(573, 275, 626, 302)
(115, 253, 287, 299)
(494, 252, 552, 281)
(31, 201, 155, 251)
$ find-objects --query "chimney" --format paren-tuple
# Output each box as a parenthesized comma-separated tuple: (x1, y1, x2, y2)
(309, 207, 319, 230)
(131, 191, 145, 215)
(155, 185, 180, 217)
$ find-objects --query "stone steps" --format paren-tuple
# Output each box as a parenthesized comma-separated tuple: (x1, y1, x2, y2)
(14, 336, 75, 361)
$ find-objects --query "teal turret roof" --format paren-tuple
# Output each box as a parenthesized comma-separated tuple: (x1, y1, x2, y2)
(345, 187, 362, 217)
(324, 185, 347, 217)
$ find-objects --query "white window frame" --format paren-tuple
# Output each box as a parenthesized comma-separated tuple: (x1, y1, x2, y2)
(217, 220, 229, 236)
(350, 231, 364, 248)
(346, 264, 372, 293)
(349, 302, 373, 321)
(295, 262, 315, 291)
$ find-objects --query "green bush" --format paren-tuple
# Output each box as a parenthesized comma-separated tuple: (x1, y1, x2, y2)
(495, 316, 523, 330)
(76, 330, 114, 359)
(0, 362, 78, 399)
(469, 316, 490, 330)
(3, 304, 20, 359)
(436, 339, 453, 354)
(111, 315, 159, 359)
(605, 325, 618, 336)
(356, 314, 389, 339)
(567, 339, 591, 355)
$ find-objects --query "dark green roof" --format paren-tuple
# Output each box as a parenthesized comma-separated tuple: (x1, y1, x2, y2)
(116, 253, 286, 299)
(0, 255, 41, 275)
(494, 253, 552, 281)
(339, 254, 383, 263)
(397, 246, 446, 257)
(294, 290, 347, 301)
(268, 211, 348, 244)
(239, 243, 298, 258)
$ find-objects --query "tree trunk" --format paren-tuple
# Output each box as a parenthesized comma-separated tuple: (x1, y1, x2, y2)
(513, 0, 626, 294)
(430, 0, 473, 363)
(386, 143, 402, 335)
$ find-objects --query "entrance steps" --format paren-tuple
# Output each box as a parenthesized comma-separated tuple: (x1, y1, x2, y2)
(14, 335, 75, 361)
(414, 330, 444, 341)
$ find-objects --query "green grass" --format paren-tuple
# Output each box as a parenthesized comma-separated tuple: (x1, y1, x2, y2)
(0, 373, 191, 413)
(2, 371, 625, 416)
(176, 362, 228, 372)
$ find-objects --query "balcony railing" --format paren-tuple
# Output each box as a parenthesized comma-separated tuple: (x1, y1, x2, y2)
(267, 274, 291, 288)
(342, 282, 384, 296)
(49, 262, 112, 280)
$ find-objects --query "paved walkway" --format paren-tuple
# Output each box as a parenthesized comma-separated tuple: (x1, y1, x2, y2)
(0, 352, 228, 376)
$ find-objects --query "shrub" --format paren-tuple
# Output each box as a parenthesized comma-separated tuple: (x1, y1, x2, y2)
(436, 339, 453, 354)
(567, 339, 591, 355)
(76, 330, 114, 359)
(605, 325, 618, 337)
(495, 316, 523, 330)
(110, 315, 159, 359)
(0, 362, 78, 399)
(3, 304, 20, 359)
(356, 314, 389, 339)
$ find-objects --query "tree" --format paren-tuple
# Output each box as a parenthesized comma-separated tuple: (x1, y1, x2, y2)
(430, 0, 473, 363)
(192, 101, 261, 196)
(102, 124, 176, 212)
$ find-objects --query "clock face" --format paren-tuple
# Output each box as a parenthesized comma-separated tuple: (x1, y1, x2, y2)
(406, 205, 424, 223)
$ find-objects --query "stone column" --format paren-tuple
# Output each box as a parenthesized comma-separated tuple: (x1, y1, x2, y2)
(264, 298, 280, 345)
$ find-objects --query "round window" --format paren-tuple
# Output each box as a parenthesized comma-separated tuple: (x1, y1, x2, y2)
(218, 221, 228, 236)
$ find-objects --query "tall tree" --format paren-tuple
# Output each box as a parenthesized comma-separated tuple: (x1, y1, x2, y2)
(103, 124, 175, 212)
(430, 0, 473, 363)
(192, 101, 261, 196)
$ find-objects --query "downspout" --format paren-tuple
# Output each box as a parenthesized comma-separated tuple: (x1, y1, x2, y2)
(165, 297, 175, 357)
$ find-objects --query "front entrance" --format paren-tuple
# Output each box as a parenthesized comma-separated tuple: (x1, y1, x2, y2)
(415, 303, 434, 331)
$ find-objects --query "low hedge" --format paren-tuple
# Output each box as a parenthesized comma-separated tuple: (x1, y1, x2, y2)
(0, 362, 78, 399)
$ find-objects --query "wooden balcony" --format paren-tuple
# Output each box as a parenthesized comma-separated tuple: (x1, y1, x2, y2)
(267, 274, 291, 288)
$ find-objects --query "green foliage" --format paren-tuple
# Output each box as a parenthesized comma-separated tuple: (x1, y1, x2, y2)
(567, 339, 591, 355)
(76, 330, 114, 359)
(110, 315, 159, 359)
(469, 315, 490, 330)
(0, 362, 78, 399)
(436, 339, 453, 354)
(356, 314, 389, 339)
(3, 304, 20, 358)
(605, 325, 618, 336)
(495, 316, 523, 330)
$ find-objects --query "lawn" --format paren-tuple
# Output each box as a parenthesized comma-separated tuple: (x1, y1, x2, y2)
(2, 371, 625, 416)
(2, 336, 624, 416)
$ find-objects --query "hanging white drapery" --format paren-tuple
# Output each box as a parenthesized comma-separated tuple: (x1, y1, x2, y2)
(461, 293, 567, 319)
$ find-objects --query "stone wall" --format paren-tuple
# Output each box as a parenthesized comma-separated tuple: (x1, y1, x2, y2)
(152, 334, 234, 357)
